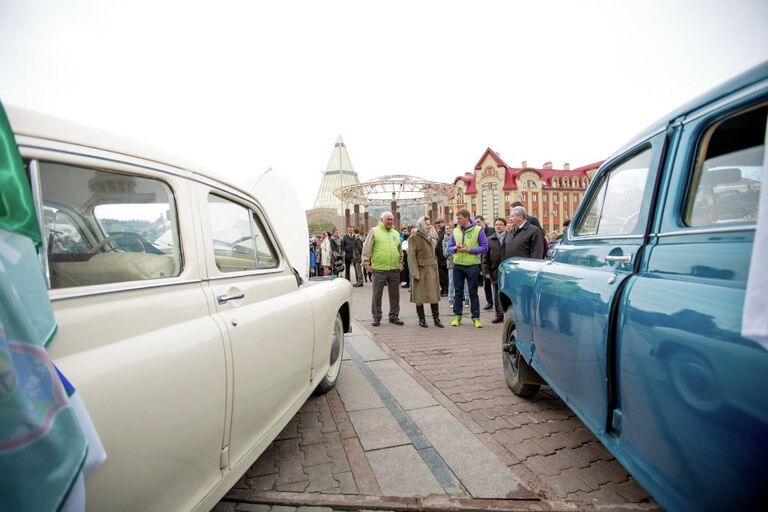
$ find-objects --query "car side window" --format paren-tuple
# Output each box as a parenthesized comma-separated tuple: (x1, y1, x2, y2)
(208, 194, 278, 272)
(685, 104, 766, 227)
(576, 149, 652, 236)
(39, 162, 182, 289)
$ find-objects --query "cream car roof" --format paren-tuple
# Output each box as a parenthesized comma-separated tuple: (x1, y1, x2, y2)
(6, 104, 253, 199)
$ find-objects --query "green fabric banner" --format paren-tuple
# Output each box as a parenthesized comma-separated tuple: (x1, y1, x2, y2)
(0, 102, 40, 246)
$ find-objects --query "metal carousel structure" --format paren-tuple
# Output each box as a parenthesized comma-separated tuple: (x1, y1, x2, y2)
(334, 174, 458, 230)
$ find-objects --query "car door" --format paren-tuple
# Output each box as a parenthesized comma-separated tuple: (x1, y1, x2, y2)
(196, 183, 314, 468)
(21, 150, 228, 512)
(615, 94, 768, 510)
(530, 138, 663, 435)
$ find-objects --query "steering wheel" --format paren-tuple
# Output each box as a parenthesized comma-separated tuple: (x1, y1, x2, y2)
(90, 233, 146, 255)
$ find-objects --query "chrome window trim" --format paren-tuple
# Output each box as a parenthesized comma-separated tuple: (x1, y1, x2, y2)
(28, 159, 51, 285)
(655, 225, 756, 238)
(207, 264, 286, 281)
(49, 278, 204, 301)
(17, 142, 189, 179)
(683, 78, 768, 125)
(569, 234, 645, 242)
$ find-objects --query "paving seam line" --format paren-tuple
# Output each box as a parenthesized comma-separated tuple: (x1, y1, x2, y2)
(352, 320, 534, 472)
(344, 341, 465, 496)
(224, 489, 604, 512)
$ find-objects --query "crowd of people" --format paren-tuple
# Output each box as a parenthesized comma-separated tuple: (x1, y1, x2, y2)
(309, 204, 568, 328)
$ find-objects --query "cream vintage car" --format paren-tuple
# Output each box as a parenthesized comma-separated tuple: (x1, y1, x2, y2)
(6, 105, 352, 511)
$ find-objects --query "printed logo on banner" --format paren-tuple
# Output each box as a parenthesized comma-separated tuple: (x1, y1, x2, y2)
(0, 335, 68, 453)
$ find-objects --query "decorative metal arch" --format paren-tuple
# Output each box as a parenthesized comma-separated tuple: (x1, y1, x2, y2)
(334, 174, 457, 206)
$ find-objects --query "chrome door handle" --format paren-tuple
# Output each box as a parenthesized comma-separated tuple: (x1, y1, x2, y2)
(605, 254, 632, 264)
(217, 292, 245, 304)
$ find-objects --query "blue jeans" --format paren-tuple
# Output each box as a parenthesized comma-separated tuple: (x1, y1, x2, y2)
(452, 264, 480, 319)
(447, 267, 469, 302)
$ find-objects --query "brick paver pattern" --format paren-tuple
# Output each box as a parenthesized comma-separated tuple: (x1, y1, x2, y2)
(225, 285, 653, 508)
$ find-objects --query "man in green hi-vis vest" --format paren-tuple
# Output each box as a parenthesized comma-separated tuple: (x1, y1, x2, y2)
(447, 208, 489, 328)
(362, 211, 404, 326)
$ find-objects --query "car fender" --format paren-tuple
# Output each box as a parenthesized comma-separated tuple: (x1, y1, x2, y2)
(497, 257, 549, 361)
(299, 278, 352, 385)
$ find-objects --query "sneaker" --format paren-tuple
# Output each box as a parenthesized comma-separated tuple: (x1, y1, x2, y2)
(451, 315, 461, 326)
(473, 318, 483, 328)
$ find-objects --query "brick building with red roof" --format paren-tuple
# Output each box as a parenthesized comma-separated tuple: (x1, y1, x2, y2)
(449, 147, 602, 235)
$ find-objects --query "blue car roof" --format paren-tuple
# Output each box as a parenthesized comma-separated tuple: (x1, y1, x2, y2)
(608, 60, 768, 163)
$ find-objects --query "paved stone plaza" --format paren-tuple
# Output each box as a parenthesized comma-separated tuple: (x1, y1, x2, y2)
(219, 285, 657, 511)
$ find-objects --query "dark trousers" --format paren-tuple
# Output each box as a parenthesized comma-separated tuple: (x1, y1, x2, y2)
(483, 275, 493, 305)
(353, 260, 363, 284)
(344, 258, 353, 280)
(492, 281, 503, 318)
(438, 264, 448, 294)
(452, 264, 480, 319)
(400, 251, 409, 285)
(372, 269, 401, 321)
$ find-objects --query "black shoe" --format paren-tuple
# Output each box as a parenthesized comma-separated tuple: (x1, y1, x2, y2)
(483, 303, 494, 311)
(352, 283, 363, 287)
(433, 317, 444, 328)
(389, 318, 404, 325)
(492, 316, 504, 324)
(418, 317, 428, 328)
(371, 319, 380, 326)
(440, 291, 448, 297)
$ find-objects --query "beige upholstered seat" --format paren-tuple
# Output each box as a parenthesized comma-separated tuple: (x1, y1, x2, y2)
(50, 252, 177, 288)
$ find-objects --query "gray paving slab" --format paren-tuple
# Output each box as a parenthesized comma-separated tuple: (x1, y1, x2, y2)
(410, 406, 526, 499)
(367, 359, 438, 411)
(346, 333, 389, 361)
(347, 407, 411, 451)
(335, 361, 384, 412)
(365, 445, 445, 497)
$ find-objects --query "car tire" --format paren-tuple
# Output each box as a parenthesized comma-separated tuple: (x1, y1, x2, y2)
(502, 309, 540, 398)
(314, 313, 344, 395)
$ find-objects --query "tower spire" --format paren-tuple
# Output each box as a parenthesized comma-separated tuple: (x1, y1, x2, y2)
(312, 134, 360, 214)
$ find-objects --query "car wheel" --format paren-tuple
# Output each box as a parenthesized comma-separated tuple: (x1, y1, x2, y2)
(502, 309, 540, 398)
(314, 313, 344, 395)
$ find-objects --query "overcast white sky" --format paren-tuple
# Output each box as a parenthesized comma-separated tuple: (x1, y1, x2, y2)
(1, 0, 767, 209)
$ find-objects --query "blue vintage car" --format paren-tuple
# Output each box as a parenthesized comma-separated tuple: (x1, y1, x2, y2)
(498, 62, 767, 512)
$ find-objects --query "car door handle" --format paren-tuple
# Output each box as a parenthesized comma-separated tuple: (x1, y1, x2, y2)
(217, 292, 245, 304)
(605, 254, 632, 264)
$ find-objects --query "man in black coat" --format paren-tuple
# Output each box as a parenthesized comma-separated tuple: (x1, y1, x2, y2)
(481, 217, 509, 323)
(504, 206, 545, 260)
(341, 226, 357, 281)
(434, 218, 449, 296)
(510, 201, 547, 258)
(475, 215, 496, 310)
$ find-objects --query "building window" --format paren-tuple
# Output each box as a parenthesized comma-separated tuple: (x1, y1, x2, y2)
(532, 194, 537, 203)
(553, 195, 558, 204)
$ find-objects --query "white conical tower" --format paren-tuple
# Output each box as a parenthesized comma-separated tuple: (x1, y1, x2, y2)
(313, 135, 360, 214)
